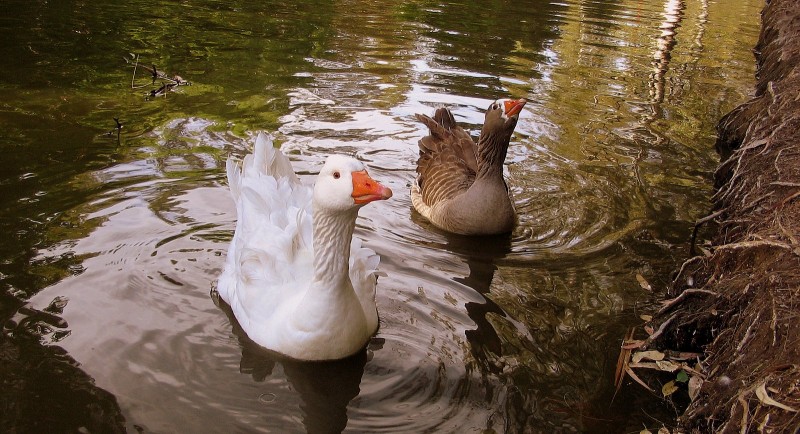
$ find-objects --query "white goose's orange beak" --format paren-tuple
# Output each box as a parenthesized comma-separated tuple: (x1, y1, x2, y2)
(351, 170, 393, 204)
(503, 98, 527, 117)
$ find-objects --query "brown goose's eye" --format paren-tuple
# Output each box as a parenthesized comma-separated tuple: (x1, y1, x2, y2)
(333, 171, 340, 179)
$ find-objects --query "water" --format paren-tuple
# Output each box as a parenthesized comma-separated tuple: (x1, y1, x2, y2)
(0, 0, 762, 432)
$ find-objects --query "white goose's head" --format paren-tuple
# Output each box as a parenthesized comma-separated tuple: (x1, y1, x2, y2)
(313, 155, 393, 213)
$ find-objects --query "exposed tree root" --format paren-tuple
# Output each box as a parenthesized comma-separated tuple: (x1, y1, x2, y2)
(622, 0, 800, 432)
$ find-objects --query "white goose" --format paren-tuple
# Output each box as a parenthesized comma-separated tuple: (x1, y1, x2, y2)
(217, 133, 393, 361)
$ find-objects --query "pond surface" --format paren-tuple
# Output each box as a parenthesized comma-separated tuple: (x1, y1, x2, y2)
(0, 0, 763, 432)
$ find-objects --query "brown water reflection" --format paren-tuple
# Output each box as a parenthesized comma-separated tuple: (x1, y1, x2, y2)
(0, 0, 763, 432)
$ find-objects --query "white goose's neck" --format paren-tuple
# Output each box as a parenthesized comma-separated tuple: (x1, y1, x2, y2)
(312, 207, 358, 286)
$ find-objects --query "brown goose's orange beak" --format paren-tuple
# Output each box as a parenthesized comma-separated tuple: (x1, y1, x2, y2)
(351, 170, 393, 204)
(503, 98, 527, 117)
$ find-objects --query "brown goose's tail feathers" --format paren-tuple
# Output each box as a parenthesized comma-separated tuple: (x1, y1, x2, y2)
(415, 107, 457, 153)
(432, 107, 457, 131)
(414, 106, 478, 174)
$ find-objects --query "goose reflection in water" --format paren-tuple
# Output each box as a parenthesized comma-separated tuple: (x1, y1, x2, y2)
(419, 217, 514, 376)
(213, 293, 369, 434)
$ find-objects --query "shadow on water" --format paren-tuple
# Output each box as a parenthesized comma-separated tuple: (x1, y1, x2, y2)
(213, 291, 367, 434)
(1, 295, 126, 433)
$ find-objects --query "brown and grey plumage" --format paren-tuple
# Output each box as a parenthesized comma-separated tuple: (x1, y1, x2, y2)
(411, 98, 527, 235)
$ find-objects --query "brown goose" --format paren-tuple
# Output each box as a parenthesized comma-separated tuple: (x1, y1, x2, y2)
(411, 98, 527, 235)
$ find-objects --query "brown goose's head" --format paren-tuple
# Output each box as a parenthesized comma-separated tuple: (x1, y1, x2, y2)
(477, 98, 527, 155)
(481, 98, 526, 137)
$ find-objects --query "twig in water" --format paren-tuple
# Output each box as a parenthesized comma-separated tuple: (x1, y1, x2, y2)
(125, 53, 191, 98)
(691, 209, 725, 256)
(131, 54, 138, 88)
(104, 117, 123, 139)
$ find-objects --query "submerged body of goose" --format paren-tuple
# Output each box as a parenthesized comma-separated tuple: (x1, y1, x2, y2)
(217, 133, 392, 361)
(411, 98, 527, 235)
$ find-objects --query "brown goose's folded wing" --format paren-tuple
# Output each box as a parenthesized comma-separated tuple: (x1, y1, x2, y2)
(414, 108, 477, 206)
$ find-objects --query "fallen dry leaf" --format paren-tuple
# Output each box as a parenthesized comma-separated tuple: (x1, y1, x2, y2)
(655, 360, 681, 372)
(662, 380, 678, 397)
(688, 375, 703, 401)
(755, 382, 798, 412)
(636, 274, 652, 291)
(614, 328, 635, 397)
(626, 367, 654, 392)
(632, 350, 665, 363)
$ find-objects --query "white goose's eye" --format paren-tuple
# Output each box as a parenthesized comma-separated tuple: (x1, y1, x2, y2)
(491, 103, 500, 111)
(333, 171, 341, 179)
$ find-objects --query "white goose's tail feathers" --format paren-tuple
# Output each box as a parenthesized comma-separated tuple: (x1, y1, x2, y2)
(252, 133, 299, 183)
(226, 133, 299, 201)
(225, 157, 242, 201)
(219, 131, 313, 307)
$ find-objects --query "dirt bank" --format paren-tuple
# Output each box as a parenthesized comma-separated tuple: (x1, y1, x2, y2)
(626, 0, 800, 432)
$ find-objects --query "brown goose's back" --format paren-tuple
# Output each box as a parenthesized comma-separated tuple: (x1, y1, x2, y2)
(414, 108, 478, 208)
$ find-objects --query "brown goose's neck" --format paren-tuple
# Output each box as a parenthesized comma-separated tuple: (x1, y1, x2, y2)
(476, 130, 510, 179)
